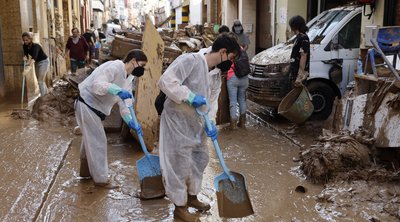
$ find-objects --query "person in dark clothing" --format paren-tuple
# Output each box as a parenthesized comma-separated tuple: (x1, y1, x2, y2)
(65, 28, 89, 75)
(289, 15, 310, 87)
(98, 29, 106, 40)
(22, 32, 50, 96)
(83, 28, 96, 64)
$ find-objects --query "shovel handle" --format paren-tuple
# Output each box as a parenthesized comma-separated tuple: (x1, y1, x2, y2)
(196, 104, 235, 182)
(126, 101, 150, 156)
(21, 60, 26, 109)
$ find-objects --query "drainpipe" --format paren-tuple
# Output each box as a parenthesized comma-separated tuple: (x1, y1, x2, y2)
(272, 0, 276, 45)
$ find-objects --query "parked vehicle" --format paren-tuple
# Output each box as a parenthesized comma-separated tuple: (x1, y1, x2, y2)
(248, 5, 362, 120)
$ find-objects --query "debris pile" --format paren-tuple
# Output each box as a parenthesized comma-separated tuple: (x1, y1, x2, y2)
(31, 80, 78, 126)
(300, 129, 384, 183)
(104, 23, 219, 69)
(10, 109, 31, 119)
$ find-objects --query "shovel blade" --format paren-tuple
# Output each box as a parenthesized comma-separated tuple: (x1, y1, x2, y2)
(214, 172, 229, 191)
(136, 155, 161, 180)
(137, 155, 165, 199)
(215, 172, 254, 218)
(140, 175, 165, 199)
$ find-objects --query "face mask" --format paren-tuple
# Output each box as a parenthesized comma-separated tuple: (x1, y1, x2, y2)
(234, 26, 243, 34)
(132, 66, 145, 77)
(216, 53, 232, 72)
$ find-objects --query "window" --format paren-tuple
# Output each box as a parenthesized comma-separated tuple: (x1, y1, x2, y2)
(307, 10, 350, 44)
(338, 14, 361, 49)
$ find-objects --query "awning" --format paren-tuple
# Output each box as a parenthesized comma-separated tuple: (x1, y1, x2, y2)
(92, 0, 104, 12)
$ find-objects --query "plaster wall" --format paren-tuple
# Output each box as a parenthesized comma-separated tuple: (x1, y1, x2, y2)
(190, 0, 203, 25)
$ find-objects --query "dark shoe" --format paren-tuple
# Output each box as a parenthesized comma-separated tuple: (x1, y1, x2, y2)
(80, 158, 91, 178)
(187, 195, 210, 211)
(230, 118, 237, 130)
(238, 114, 246, 128)
(174, 205, 200, 222)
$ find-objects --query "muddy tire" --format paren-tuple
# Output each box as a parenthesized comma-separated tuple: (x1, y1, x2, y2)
(307, 81, 335, 120)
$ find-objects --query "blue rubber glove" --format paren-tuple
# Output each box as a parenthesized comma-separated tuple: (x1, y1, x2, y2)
(205, 123, 218, 141)
(117, 89, 132, 100)
(128, 120, 142, 136)
(191, 95, 207, 108)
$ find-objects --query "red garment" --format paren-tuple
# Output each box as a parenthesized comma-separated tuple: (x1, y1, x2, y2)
(66, 36, 89, 60)
(227, 62, 235, 80)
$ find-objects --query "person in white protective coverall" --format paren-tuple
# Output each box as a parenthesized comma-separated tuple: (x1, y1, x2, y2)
(158, 33, 240, 221)
(75, 49, 147, 188)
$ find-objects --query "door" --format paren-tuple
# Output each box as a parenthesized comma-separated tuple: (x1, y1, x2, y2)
(256, 0, 271, 53)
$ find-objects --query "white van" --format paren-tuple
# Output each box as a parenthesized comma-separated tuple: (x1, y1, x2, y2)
(248, 5, 362, 120)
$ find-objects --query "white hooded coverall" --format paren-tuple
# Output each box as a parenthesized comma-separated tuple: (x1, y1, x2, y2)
(158, 53, 218, 206)
(75, 60, 133, 183)
(198, 46, 222, 122)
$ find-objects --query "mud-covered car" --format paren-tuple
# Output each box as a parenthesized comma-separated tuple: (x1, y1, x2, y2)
(248, 5, 362, 120)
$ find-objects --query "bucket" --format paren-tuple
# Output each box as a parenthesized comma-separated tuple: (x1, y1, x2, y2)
(278, 86, 314, 124)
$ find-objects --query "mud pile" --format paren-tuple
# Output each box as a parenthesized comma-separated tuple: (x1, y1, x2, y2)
(31, 80, 78, 126)
(300, 129, 400, 183)
(316, 180, 400, 220)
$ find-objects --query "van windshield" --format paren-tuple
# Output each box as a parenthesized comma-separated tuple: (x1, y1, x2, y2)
(306, 9, 351, 44)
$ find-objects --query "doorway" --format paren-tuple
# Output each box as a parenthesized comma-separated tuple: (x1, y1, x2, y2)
(256, 0, 271, 53)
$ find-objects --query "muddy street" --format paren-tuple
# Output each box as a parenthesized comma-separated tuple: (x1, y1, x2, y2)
(1, 101, 325, 222)
(2, 101, 400, 221)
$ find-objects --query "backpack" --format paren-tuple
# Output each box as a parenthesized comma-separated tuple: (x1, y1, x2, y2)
(358, 0, 376, 20)
(233, 50, 251, 78)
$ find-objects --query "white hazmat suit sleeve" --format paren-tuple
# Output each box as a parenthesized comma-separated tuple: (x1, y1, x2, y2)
(158, 55, 196, 104)
(91, 65, 122, 96)
(118, 99, 132, 123)
(208, 72, 221, 122)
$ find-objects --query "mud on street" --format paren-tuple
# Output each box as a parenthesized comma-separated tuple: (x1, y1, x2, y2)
(0, 97, 399, 221)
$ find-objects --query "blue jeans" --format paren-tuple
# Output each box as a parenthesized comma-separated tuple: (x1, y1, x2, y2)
(227, 75, 249, 119)
(70, 59, 85, 74)
(35, 59, 49, 96)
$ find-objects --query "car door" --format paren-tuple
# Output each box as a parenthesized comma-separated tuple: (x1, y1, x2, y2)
(337, 13, 362, 93)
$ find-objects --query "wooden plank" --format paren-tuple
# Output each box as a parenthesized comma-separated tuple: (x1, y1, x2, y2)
(135, 16, 165, 151)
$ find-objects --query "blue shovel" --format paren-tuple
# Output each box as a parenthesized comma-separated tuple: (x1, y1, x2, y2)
(127, 101, 165, 199)
(196, 104, 254, 218)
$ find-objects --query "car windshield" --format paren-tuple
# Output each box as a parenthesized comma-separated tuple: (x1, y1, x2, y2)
(288, 9, 352, 44)
(307, 9, 350, 44)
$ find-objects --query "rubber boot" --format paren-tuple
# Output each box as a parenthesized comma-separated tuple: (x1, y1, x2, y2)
(188, 195, 211, 211)
(174, 205, 200, 222)
(230, 118, 237, 130)
(238, 114, 246, 128)
(80, 158, 91, 178)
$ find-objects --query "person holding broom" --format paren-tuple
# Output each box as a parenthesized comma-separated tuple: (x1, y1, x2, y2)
(22, 32, 50, 96)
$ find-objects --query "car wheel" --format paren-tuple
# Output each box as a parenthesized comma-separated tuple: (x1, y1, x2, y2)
(307, 81, 335, 120)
